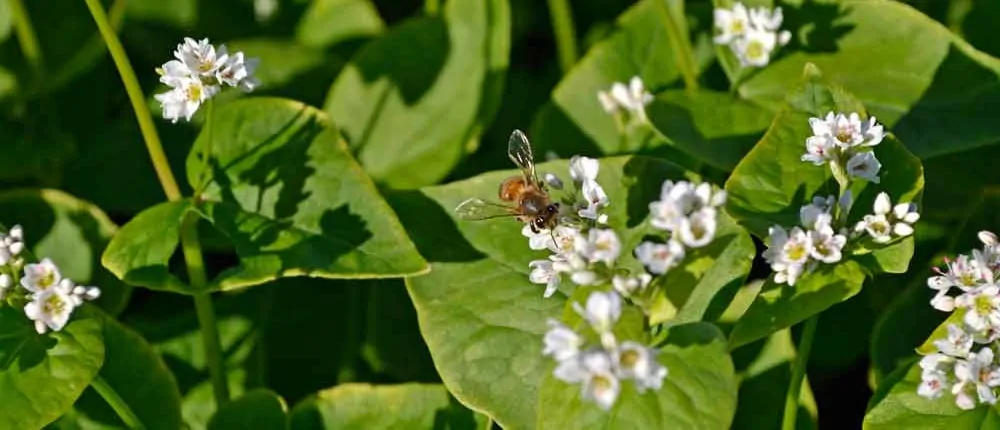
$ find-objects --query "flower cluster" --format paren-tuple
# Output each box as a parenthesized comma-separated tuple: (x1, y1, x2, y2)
(918, 231, 1000, 409)
(637, 180, 727, 276)
(802, 112, 885, 183)
(713, 2, 791, 68)
(0, 226, 100, 334)
(597, 76, 654, 126)
(544, 291, 667, 410)
(763, 113, 918, 286)
(155, 38, 260, 123)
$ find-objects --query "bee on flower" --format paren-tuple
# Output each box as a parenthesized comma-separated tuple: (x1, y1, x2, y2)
(155, 37, 261, 123)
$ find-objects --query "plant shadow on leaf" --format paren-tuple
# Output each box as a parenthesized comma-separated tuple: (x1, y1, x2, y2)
(779, 0, 854, 54)
(893, 45, 1000, 159)
(382, 189, 485, 263)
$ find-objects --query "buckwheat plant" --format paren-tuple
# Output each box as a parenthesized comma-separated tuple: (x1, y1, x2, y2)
(0, 225, 100, 335)
(155, 37, 260, 123)
(763, 113, 918, 286)
(713, 2, 791, 68)
(527, 156, 727, 410)
(598, 76, 654, 128)
(917, 231, 1000, 410)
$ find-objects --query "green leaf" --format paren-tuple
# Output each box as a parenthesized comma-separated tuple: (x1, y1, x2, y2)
(399, 156, 752, 427)
(68, 309, 183, 430)
(289, 383, 479, 429)
(729, 260, 866, 349)
(363, 280, 438, 382)
(101, 200, 193, 294)
(536, 322, 737, 429)
(736, 0, 1000, 159)
(647, 89, 774, 171)
(730, 329, 817, 430)
(0, 306, 104, 429)
(325, 0, 511, 188)
(0, 189, 131, 315)
(215, 40, 344, 108)
(863, 362, 1000, 429)
(548, 0, 713, 154)
(209, 389, 288, 430)
(295, 0, 385, 49)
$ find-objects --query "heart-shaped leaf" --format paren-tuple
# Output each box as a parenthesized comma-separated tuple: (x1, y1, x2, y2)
(289, 383, 481, 429)
(400, 155, 752, 427)
(731, 0, 1000, 160)
(295, 0, 385, 49)
(209, 389, 288, 430)
(0, 189, 131, 315)
(324, 0, 510, 188)
(67, 308, 183, 430)
(536, 322, 737, 429)
(0, 306, 104, 429)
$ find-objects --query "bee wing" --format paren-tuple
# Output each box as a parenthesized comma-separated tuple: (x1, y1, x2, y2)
(454, 198, 519, 221)
(507, 129, 539, 185)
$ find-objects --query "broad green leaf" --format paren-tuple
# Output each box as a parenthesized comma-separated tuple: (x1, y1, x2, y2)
(325, 0, 510, 188)
(729, 260, 866, 348)
(730, 329, 817, 430)
(400, 156, 752, 427)
(536, 322, 737, 429)
(0, 306, 104, 429)
(289, 383, 479, 429)
(209, 389, 288, 430)
(725, 67, 923, 277)
(548, 0, 713, 154)
(101, 200, 193, 294)
(0, 189, 131, 315)
(863, 362, 1000, 429)
(295, 0, 385, 49)
(216, 40, 344, 108)
(125, 0, 197, 27)
(647, 89, 774, 171)
(67, 309, 183, 430)
(736, 0, 1000, 159)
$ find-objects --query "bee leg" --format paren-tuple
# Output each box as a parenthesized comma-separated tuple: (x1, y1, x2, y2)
(530, 223, 539, 234)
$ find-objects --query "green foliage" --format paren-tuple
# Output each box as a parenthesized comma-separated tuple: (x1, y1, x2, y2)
(209, 389, 288, 430)
(289, 383, 480, 429)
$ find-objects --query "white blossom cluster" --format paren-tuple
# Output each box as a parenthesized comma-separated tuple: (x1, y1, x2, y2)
(0, 226, 100, 335)
(763, 113, 918, 286)
(544, 291, 667, 410)
(155, 38, 260, 123)
(597, 76, 653, 125)
(525, 156, 614, 298)
(802, 112, 885, 184)
(636, 180, 727, 277)
(918, 231, 1000, 410)
(713, 2, 791, 68)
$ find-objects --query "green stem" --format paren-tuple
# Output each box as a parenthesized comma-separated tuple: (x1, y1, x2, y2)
(654, 0, 699, 92)
(91, 375, 145, 429)
(85, 0, 229, 407)
(83, 0, 182, 202)
(546, 0, 578, 74)
(424, 0, 439, 16)
(195, 100, 215, 197)
(8, 0, 43, 74)
(782, 316, 819, 430)
(182, 213, 231, 405)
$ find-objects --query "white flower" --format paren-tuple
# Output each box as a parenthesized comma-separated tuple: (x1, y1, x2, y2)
(856, 193, 919, 243)
(543, 318, 582, 362)
(529, 259, 561, 298)
(801, 135, 837, 166)
(155, 77, 220, 123)
(956, 285, 1000, 332)
(604, 76, 653, 122)
(677, 208, 718, 248)
(24, 287, 76, 334)
(713, 2, 750, 45)
(980, 231, 1000, 248)
(733, 26, 778, 67)
(891, 201, 920, 237)
(597, 91, 617, 114)
(575, 229, 620, 266)
(20, 258, 62, 293)
(554, 349, 621, 410)
(634, 241, 686, 275)
(569, 156, 600, 183)
(649, 180, 723, 234)
(174, 37, 225, 77)
(573, 291, 621, 349)
(952, 347, 1000, 409)
(800, 195, 835, 228)
(553, 253, 598, 286)
(749, 6, 785, 32)
(808, 112, 884, 150)
(0, 226, 25, 266)
(615, 341, 668, 393)
(612, 273, 652, 298)
(763, 225, 812, 286)
(0, 273, 11, 289)
(934, 324, 974, 358)
(808, 220, 846, 264)
(578, 180, 609, 220)
(523, 224, 580, 254)
(216, 51, 260, 92)
(846, 151, 882, 183)
(918, 368, 950, 400)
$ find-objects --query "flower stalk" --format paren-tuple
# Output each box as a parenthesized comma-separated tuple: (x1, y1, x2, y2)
(782, 315, 818, 430)
(655, 0, 699, 92)
(8, 0, 43, 74)
(546, 0, 578, 75)
(91, 375, 145, 429)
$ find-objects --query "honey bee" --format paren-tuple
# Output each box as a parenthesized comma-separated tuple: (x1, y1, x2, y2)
(455, 130, 561, 233)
